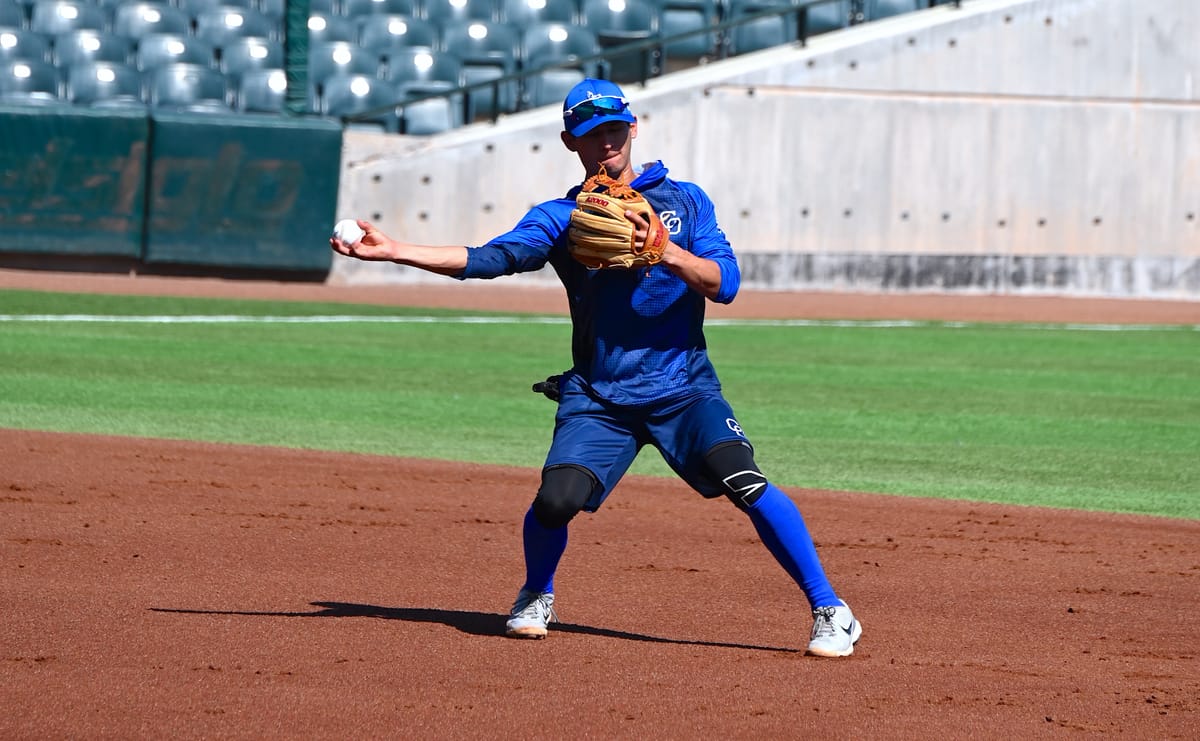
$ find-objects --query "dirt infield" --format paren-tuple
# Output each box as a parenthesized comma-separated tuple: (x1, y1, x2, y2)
(2, 270, 1198, 738)
(4, 267, 1199, 324)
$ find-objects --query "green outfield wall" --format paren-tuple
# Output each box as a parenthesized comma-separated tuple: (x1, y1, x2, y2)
(0, 105, 341, 276)
(0, 105, 148, 260)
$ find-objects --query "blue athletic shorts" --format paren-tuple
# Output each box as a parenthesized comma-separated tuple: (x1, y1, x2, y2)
(544, 384, 751, 511)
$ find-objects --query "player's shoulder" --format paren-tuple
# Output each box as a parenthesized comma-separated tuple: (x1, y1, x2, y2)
(637, 161, 712, 202)
(648, 177, 716, 218)
(670, 179, 713, 203)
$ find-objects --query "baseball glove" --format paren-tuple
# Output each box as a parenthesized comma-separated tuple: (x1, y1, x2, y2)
(568, 171, 668, 270)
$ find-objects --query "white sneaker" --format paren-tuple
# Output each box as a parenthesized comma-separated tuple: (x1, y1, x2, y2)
(806, 599, 862, 657)
(505, 589, 556, 639)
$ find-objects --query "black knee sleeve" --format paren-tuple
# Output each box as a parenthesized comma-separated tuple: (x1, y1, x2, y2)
(531, 464, 598, 529)
(705, 440, 768, 509)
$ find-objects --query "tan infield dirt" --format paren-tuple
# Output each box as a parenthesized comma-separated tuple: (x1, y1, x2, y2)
(1, 268, 1198, 739)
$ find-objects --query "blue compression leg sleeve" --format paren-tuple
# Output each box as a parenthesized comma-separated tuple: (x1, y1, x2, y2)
(520, 504, 568, 594)
(745, 484, 839, 609)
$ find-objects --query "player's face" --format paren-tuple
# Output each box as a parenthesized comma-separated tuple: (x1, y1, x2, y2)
(562, 121, 638, 181)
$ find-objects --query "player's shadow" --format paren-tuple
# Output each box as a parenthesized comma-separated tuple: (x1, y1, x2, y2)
(151, 601, 797, 653)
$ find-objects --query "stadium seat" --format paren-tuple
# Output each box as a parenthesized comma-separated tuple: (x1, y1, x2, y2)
(219, 35, 281, 85)
(29, 0, 109, 36)
(422, 0, 497, 27)
(135, 33, 217, 71)
(0, 27, 51, 63)
(0, 57, 61, 102)
(459, 62, 513, 119)
(194, 6, 279, 48)
(256, 0, 287, 21)
(501, 0, 576, 25)
(308, 39, 381, 85)
(306, 12, 358, 45)
(0, 1, 25, 28)
(145, 61, 231, 111)
(521, 22, 600, 69)
(439, 18, 518, 61)
(175, 0, 257, 15)
(53, 29, 133, 67)
(357, 13, 438, 56)
(725, 0, 798, 55)
(382, 45, 461, 86)
(653, 0, 720, 66)
(340, 0, 418, 19)
(580, 0, 661, 82)
(112, 2, 192, 40)
(235, 65, 286, 112)
(520, 23, 600, 108)
(320, 71, 399, 130)
(804, 0, 851, 36)
(581, 0, 659, 37)
(63, 59, 145, 106)
(866, 0, 920, 20)
(395, 79, 463, 134)
(438, 18, 518, 118)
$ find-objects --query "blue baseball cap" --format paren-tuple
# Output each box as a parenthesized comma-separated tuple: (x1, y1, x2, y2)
(562, 78, 635, 137)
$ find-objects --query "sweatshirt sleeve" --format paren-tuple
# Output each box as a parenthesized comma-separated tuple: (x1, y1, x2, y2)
(460, 200, 572, 280)
(682, 183, 740, 304)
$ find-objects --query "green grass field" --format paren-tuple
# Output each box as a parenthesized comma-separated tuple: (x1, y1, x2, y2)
(2, 289, 1197, 519)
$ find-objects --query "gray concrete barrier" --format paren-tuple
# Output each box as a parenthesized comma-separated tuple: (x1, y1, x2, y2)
(331, 0, 1200, 298)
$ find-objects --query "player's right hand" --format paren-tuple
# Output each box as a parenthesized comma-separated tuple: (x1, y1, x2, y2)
(330, 220, 393, 261)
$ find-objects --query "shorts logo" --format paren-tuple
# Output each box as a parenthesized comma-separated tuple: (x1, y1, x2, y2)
(659, 210, 683, 236)
(726, 418, 744, 436)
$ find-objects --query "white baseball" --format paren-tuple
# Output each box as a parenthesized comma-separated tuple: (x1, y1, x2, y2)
(332, 219, 365, 246)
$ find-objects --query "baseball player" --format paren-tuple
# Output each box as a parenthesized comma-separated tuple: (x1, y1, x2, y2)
(331, 79, 862, 657)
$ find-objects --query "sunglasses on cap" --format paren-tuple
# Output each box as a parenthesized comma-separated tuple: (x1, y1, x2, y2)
(564, 96, 629, 128)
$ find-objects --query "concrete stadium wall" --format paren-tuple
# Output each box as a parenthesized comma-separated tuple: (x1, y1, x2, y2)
(331, 0, 1200, 298)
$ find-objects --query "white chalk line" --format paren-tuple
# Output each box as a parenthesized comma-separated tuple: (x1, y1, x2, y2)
(0, 314, 1195, 331)
(0, 314, 569, 325)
